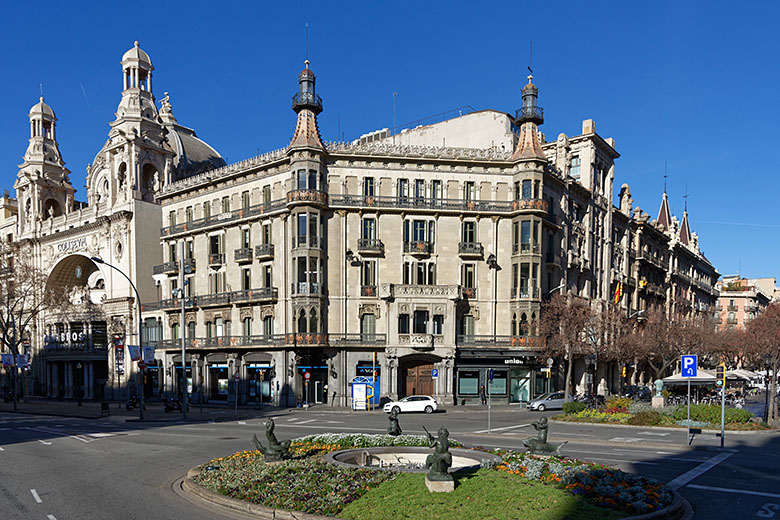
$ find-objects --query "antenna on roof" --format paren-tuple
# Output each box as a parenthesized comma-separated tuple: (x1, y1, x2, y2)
(664, 161, 668, 194)
(528, 40, 533, 75)
(305, 22, 309, 62)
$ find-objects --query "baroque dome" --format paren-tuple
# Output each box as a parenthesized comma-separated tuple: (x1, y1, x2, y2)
(29, 97, 55, 119)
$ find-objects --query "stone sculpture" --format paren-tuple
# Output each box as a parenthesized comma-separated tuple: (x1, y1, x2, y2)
(387, 408, 402, 436)
(251, 419, 291, 462)
(522, 417, 568, 455)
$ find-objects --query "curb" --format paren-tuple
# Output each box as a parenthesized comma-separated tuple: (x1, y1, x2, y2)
(549, 419, 779, 435)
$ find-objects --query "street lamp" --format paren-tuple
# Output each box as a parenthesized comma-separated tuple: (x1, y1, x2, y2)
(544, 283, 565, 298)
(628, 309, 645, 320)
(91, 257, 144, 420)
(764, 354, 772, 423)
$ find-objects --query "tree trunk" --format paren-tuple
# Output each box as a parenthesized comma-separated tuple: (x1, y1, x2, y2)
(564, 349, 574, 402)
(770, 360, 778, 424)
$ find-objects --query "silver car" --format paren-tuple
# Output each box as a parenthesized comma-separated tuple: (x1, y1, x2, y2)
(527, 392, 569, 411)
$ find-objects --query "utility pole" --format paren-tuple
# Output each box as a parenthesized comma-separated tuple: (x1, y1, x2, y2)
(179, 241, 188, 419)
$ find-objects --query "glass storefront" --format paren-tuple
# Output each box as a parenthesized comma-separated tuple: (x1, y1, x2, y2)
(457, 370, 480, 395)
(209, 364, 229, 400)
(247, 365, 272, 403)
(488, 370, 507, 396)
(456, 355, 540, 404)
(510, 368, 531, 403)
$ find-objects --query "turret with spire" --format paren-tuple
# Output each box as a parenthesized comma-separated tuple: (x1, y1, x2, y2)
(14, 97, 75, 235)
(289, 60, 324, 149)
(511, 75, 546, 161)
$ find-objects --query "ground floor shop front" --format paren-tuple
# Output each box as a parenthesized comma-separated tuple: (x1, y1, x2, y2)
(455, 349, 553, 405)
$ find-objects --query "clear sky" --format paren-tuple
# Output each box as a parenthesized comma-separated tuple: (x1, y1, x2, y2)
(1, 1, 777, 281)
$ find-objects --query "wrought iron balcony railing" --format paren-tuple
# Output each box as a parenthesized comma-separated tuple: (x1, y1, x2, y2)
(458, 242, 484, 257)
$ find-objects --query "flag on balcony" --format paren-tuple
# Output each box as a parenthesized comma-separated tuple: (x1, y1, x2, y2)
(613, 282, 623, 305)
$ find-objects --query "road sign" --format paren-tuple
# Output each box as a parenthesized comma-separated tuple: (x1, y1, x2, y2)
(488, 368, 494, 383)
(138, 361, 146, 370)
(681, 355, 697, 377)
(304, 372, 311, 380)
(431, 368, 439, 379)
(234, 371, 240, 381)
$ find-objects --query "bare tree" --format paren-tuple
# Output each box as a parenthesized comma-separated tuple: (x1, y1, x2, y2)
(0, 243, 60, 410)
(539, 294, 593, 401)
(635, 310, 680, 380)
(746, 303, 780, 424)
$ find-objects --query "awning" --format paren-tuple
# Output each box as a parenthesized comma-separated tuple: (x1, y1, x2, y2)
(662, 369, 716, 385)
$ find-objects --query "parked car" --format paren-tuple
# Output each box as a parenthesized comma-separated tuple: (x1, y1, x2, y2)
(383, 395, 438, 414)
(527, 392, 571, 411)
(622, 385, 651, 401)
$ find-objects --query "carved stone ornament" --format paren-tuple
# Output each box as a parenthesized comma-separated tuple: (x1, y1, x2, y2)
(385, 347, 397, 358)
(398, 303, 409, 314)
(114, 240, 123, 261)
(470, 306, 480, 320)
(108, 316, 126, 335)
(91, 235, 99, 247)
(433, 304, 445, 315)
(260, 306, 275, 319)
(359, 303, 380, 318)
(185, 312, 197, 324)
(240, 307, 253, 320)
(168, 315, 180, 327)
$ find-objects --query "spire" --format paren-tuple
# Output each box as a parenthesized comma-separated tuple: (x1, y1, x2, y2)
(679, 210, 691, 246)
(511, 75, 546, 161)
(657, 192, 672, 229)
(289, 60, 324, 149)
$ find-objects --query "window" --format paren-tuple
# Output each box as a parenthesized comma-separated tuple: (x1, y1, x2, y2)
(242, 228, 250, 248)
(241, 191, 250, 209)
(460, 315, 475, 337)
(361, 314, 376, 337)
(187, 322, 195, 340)
(521, 221, 531, 253)
(570, 156, 581, 179)
(206, 321, 213, 338)
(458, 370, 480, 395)
(243, 317, 253, 337)
(431, 180, 442, 202)
(297, 169, 307, 190)
(171, 323, 179, 341)
(433, 314, 444, 335)
(169, 243, 177, 263)
(462, 263, 476, 289)
(221, 196, 230, 214)
(168, 211, 176, 227)
(362, 218, 376, 240)
(262, 223, 271, 244)
(363, 177, 375, 197)
(362, 260, 376, 287)
(242, 268, 251, 290)
(522, 180, 532, 199)
(398, 178, 409, 201)
(533, 180, 540, 199)
(398, 314, 410, 334)
(203, 201, 211, 219)
(462, 221, 476, 244)
(520, 263, 530, 297)
(209, 235, 223, 255)
(185, 206, 193, 223)
(414, 179, 425, 202)
(512, 264, 518, 295)
(463, 181, 475, 201)
(208, 272, 225, 293)
(225, 320, 232, 338)
(263, 186, 271, 205)
(263, 316, 273, 337)
(308, 169, 317, 190)
(169, 278, 178, 297)
(412, 220, 426, 242)
(186, 240, 194, 260)
(263, 265, 272, 288)
(413, 310, 429, 334)
(512, 222, 519, 253)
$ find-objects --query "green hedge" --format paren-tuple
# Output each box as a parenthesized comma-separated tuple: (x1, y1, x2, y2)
(562, 401, 586, 414)
(672, 404, 753, 424)
(625, 411, 671, 426)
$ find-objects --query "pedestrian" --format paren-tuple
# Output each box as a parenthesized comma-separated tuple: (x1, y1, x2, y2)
(479, 384, 487, 405)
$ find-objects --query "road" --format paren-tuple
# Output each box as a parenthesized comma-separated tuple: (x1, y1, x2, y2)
(1, 404, 779, 519)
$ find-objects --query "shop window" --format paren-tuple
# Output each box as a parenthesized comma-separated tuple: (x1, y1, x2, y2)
(489, 370, 508, 395)
(398, 314, 410, 334)
(458, 370, 480, 395)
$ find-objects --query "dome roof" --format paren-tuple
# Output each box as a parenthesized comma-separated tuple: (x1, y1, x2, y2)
(299, 60, 315, 78)
(122, 41, 153, 68)
(163, 123, 226, 179)
(29, 97, 55, 119)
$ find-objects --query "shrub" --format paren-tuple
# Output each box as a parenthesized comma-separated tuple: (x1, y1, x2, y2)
(562, 401, 586, 414)
(626, 411, 670, 426)
(605, 396, 633, 410)
(672, 404, 754, 425)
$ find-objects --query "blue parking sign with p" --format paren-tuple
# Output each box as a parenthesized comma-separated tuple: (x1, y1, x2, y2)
(681, 355, 697, 377)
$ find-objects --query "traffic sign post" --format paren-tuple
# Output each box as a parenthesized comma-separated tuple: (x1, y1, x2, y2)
(717, 362, 726, 448)
(431, 368, 438, 379)
(234, 371, 240, 414)
(487, 369, 494, 434)
(681, 355, 697, 442)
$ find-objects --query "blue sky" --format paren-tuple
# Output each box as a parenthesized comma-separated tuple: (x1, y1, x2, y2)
(1, 1, 777, 280)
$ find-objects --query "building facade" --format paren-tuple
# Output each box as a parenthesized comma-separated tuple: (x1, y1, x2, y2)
(715, 276, 774, 329)
(1, 43, 720, 405)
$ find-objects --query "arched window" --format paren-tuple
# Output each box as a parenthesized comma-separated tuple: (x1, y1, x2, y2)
(519, 313, 528, 336)
(298, 309, 307, 333)
(309, 308, 318, 334)
(531, 312, 537, 335)
(511, 313, 517, 336)
(141, 163, 158, 202)
(43, 199, 62, 219)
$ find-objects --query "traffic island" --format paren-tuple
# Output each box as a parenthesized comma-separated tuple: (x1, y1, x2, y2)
(179, 433, 685, 520)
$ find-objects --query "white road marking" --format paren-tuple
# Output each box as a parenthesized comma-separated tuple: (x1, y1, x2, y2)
(547, 432, 594, 437)
(38, 440, 52, 446)
(608, 437, 643, 443)
(47, 515, 58, 520)
(0, 428, 10, 431)
(474, 423, 530, 434)
(580, 456, 660, 465)
(296, 419, 317, 425)
(87, 433, 114, 438)
(638, 431, 670, 436)
(237, 421, 246, 425)
(30, 489, 42, 503)
(0, 446, 5, 451)
(666, 451, 734, 490)
(687, 484, 780, 499)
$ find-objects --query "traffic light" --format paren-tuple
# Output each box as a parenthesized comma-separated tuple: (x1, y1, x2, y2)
(716, 364, 726, 387)
(621, 366, 627, 378)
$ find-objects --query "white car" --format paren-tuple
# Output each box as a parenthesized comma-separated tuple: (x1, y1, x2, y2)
(383, 395, 438, 414)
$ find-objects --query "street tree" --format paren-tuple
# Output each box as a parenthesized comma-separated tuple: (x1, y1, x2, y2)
(539, 293, 593, 401)
(746, 302, 780, 424)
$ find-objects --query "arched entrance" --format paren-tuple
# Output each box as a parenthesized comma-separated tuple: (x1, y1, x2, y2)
(399, 355, 440, 397)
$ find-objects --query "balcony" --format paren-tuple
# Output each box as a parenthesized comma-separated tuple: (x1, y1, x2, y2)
(329, 333, 387, 347)
(728, 305, 738, 312)
(456, 334, 540, 349)
(160, 199, 286, 237)
(153, 261, 179, 275)
(293, 235, 325, 250)
(515, 105, 544, 125)
(208, 253, 224, 267)
(461, 287, 478, 299)
(511, 286, 541, 299)
(292, 92, 323, 114)
(230, 287, 278, 304)
(286, 189, 328, 207)
(458, 242, 484, 258)
(638, 251, 666, 270)
(511, 198, 548, 212)
(357, 238, 385, 255)
(284, 333, 329, 347)
(513, 242, 540, 256)
(234, 248, 253, 263)
(361, 285, 377, 297)
(403, 241, 433, 255)
(255, 243, 275, 261)
(329, 194, 546, 215)
(291, 282, 322, 296)
(544, 212, 560, 226)
(196, 292, 231, 307)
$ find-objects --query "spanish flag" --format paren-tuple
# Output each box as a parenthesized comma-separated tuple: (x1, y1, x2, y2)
(613, 282, 623, 305)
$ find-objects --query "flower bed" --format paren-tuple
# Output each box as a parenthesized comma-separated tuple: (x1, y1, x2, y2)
(192, 433, 676, 519)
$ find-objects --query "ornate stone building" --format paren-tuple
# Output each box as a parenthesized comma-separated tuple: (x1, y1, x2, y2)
(1, 42, 720, 404)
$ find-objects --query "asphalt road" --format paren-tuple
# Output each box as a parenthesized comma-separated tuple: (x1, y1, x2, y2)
(1, 404, 779, 519)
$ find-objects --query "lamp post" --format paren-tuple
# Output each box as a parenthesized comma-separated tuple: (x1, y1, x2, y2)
(764, 354, 771, 424)
(91, 257, 144, 420)
(544, 283, 565, 298)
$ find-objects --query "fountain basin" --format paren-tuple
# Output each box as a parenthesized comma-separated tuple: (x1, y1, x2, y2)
(323, 447, 502, 473)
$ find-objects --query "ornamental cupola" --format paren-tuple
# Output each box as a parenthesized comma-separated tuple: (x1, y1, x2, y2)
(289, 60, 324, 149)
(511, 75, 546, 161)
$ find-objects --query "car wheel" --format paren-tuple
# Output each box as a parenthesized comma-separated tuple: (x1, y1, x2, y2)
(392, 406, 401, 414)
(537, 404, 546, 411)
(424, 405, 433, 414)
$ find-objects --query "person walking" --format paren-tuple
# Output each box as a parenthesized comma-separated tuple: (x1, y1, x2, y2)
(479, 384, 487, 405)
